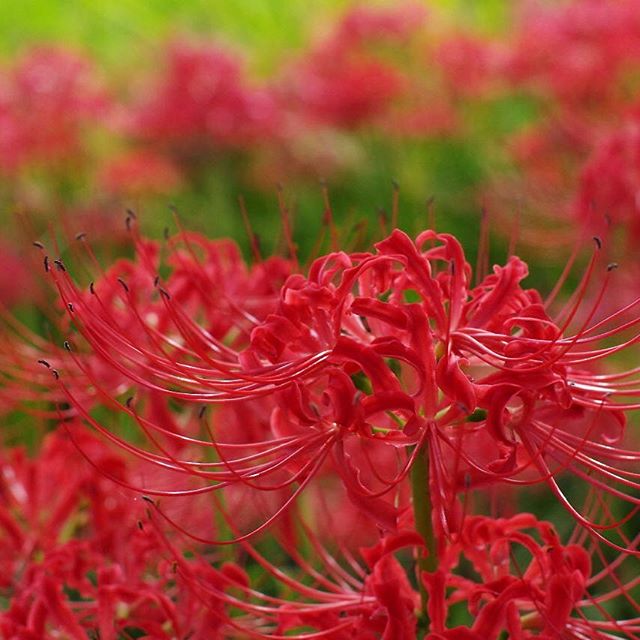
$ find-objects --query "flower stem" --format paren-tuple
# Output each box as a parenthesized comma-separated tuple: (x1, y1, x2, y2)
(411, 440, 437, 626)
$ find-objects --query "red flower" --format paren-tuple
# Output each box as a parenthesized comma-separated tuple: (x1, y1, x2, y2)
(130, 41, 281, 155)
(35, 226, 640, 561)
(289, 4, 425, 129)
(576, 114, 640, 245)
(99, 149, 183, 197)
(0, 46, 108, 173)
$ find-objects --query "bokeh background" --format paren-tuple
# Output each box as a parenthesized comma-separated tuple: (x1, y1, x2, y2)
(3, 0, 595, 310)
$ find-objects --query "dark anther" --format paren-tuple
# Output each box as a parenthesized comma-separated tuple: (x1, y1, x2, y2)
(198, 405, 207, 419)
(89, 282, 95, 294)
(44, 256, 50, 272)
(593, 236, 602, 250)
(32, 241, 44, 249)
(125, 216, 133, 231)
(159, 287, 171, 299)
(54, 259, 66, 272)
(126, 208, 137, 219)
(52, 369, 60, 380)
(125, 396, 134, 408)
(141, 495, 155, 505)
(607, 262, 619, 271)
(75, 232, 87, 241)
(67, 303, 74, 312)
(38, 359, 50, 368)
(137, 521, 144, 531)
(153, 275, 160, 287)
(117, 277, 129, 293)
(63, 341, 71, 351)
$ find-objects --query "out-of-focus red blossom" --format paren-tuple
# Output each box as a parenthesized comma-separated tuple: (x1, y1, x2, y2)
(488, 114, 594, 248)
(0, 423, 244, 638)
(509, 116, 593, 191)
(506, 0, 640, 109)
(0, 46, 108, 173)
(576, 114, 640, 244)
(435, 34, 506, 98)
(381, 100, 458, 139)
(0, 242, 34, 307)
(481, 0, 640, 253)
(338, 3, 427, 41)
(99, 149, 183, 197)
(130, 41, 281, 155)
(296, 57, 404, 129)
(290, 4, 426, 129)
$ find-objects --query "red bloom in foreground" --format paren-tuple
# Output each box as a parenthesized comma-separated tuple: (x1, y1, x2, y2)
(0, 428, 219, 639)
(36, 226, 639, 552)
(3, 221, 637, 637)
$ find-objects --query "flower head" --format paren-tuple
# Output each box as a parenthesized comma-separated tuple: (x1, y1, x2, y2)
(25, 224, 635, 560)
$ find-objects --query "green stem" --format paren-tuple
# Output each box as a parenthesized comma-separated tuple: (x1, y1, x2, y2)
(411, 442, 437, 627)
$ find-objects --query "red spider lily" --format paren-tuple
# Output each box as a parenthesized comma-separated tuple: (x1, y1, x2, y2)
(141, 506, 639, 638)
(1, 218, 640, 636)
(144, 509, 422, 639)
(576, 114, 640, 246)
(98, 149, 183, 197)
(0, 46, 108, 174)
(423, 513, 640, 639)
(0, 241, 35, 307)
(0, 426, 224, 639)
(288, 4, 425, 129)
(32, 224, 640, 564)
(129, 41, 281, 158)
(1, 428, 635, 639)
(475, 0, 640, 254)
(435, 34, 507, 99)
(505, 0, 640, 110)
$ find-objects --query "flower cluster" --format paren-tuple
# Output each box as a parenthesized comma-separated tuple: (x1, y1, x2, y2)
(473, 0, 640, 255)
(129, 42, 281, 159)
(0, 427, 221, 639)
(3, 0, 640, 634)
(2, 220, 632, 637)
(0, 46, 108, 174)
(0, 2, 467, 231)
